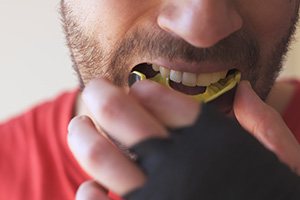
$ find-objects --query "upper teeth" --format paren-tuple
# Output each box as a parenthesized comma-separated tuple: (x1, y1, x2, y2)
(152, 64, 228, 87)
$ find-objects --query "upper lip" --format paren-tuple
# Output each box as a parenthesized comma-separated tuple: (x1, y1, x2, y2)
(132, 58, 237, 74)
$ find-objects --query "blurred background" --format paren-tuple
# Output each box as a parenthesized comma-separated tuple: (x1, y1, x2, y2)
(0, 0, 77, 121)
(0, 1, 299, 121)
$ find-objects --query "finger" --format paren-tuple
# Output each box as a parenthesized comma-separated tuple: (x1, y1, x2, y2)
(82, 78, 168, 147)
(68, 116, 146, 195)
(234, 81, 300, 173)
(76, 180, 109, 200)
(129, 80, 201, 128)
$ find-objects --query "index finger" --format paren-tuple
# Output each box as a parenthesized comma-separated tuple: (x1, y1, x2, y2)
(82, 78, 168, 147)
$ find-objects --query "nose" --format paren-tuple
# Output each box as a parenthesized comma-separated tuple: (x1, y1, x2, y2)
(157, 0, 243, 48)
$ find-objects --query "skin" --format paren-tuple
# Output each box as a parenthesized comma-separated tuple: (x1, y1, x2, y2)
(69, 80, 300, 199)
(61, 0, 299, 100)
(60, 0, 300, 199)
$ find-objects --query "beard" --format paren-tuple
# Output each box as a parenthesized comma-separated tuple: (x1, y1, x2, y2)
(60, 2, 299, 102)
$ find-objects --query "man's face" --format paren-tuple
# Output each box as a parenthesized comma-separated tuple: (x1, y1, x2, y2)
(61, 0, 299, 111)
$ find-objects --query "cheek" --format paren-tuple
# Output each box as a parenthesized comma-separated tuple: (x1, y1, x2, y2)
(65, 0, 149, 48)
(239, 0, 295, 53)
(64, 0, 103, 34)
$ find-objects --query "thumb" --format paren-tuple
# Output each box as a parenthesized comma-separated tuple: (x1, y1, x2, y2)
(234, 81, 300, 174)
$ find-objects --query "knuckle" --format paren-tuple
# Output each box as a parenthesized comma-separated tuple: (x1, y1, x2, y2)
(97, 91, 125, 121)
(84, 137, 110, 168)
(264, 131, 283, 152)
(252, 108, 283, 151)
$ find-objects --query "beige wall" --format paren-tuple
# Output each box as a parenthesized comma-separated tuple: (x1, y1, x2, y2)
(282, 25, 300, 78)
(0, 0, 77, 121)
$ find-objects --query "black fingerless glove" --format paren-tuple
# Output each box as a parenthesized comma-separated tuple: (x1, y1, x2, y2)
(124, 104, 300, 200)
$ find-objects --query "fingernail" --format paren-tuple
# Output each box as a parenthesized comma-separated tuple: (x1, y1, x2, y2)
(67, 116, 94, 155)
(236, 80, 265, 111)
(82, 80, 103, 114)
(68, 115, 90, 134)
(82, 79, 104, 104)
(240, 80, 251, 90)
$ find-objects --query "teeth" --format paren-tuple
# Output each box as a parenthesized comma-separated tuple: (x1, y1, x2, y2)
(159, 66, 170, 78)
(197, 73, 215, 86)
(220, 71, 228, 79)
(211, 72, 224, 83)
(170, 70, 182, 83)
(147, 64, 229, 87)
(197, 71, 229, 86)
(152, 64, 160, 72)
(182, 72, 197, 87)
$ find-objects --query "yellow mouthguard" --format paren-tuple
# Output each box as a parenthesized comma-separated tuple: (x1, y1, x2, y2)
(129, 70, 241, 103)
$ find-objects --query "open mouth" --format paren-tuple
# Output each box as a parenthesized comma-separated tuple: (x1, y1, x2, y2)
(129, 63, 241, 103)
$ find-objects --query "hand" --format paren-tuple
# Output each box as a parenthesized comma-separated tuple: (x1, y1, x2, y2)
(67, 78, 200, 199)
(68, 79, 300, 200)
(234, 81, 300, 174)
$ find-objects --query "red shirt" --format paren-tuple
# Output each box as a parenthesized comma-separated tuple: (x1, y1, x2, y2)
(283, 81, 300, 142)
(0, 91, 89, 200)
(1, 82, 300, 200)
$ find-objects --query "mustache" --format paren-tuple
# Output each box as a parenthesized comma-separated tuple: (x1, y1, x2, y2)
(111, 26, 260, 70)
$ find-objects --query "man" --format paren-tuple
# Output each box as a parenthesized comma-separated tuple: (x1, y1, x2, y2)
(1, 0, 300, 199)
